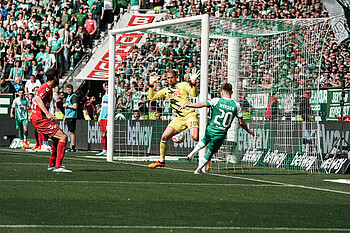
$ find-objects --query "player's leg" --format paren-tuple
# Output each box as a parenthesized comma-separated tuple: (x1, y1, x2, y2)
(52, 129, 71, 172)
(187, 112, 199, 143)
(48, 137, 58, 170)
(38, 132, 43, 149)
(16, 119, 24, 149)
(187, 134, 209, 162)
(22, 119, 29, 148)
(67, 119, 77, 152)
(185, 113, 200, 161)
(148, 126, 179, 168)
(32, 129, 40, 150)
(97, 120, 107, 155)
(194, 136, 225, 174)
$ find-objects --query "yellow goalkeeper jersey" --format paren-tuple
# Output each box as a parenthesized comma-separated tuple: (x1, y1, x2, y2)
(149, 82, 198, 117)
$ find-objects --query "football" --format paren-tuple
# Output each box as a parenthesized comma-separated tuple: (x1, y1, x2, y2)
(172, 131, 185, 143)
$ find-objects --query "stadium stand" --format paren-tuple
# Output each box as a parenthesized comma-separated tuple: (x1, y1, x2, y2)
(0, 0, 349, 119)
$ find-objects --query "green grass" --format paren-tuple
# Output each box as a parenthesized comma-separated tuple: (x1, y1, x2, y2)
(0, 149, 350, 233)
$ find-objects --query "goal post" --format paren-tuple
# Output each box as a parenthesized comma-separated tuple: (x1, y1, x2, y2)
(107, 15, 211, 162)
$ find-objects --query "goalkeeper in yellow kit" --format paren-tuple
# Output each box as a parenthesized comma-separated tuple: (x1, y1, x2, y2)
(148, 69, 200, 168)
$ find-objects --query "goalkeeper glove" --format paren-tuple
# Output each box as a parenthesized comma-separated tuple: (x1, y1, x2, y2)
(149, 72, 160, 87)
(189, 68, 200, 85)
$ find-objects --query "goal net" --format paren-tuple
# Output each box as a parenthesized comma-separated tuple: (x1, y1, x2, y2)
(107, 15, 334, 173)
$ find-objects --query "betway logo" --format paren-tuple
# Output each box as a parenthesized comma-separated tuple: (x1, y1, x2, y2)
(322, 157, 348, 174)
(263, 149, 287, 168)
(242, 148, 263, 166)
(88, 121, 102, 144)
(127, 121, 153, 153)
(290, 152, 317, 171)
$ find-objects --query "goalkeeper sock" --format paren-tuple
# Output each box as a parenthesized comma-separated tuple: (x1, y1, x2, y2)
(159, 140, 168, 162)
(50, 143, 58, 167)
(188, 140, 206, 159)
(102, 136, 107, 151)
(56, 141, 66, 168)
(24, 131, 28, 142)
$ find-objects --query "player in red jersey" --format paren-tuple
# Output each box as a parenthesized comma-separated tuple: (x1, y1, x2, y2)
(32, 68, 71, 172)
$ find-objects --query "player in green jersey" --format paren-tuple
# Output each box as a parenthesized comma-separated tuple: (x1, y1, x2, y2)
(11, 89, 31, 149)
(180, 83, 255, 174)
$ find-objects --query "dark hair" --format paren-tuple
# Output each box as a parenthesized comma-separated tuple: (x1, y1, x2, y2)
(46, 68, 59, 81)
(66, 84, 73, 90)
(18, 88, 25, 93)
(221, 83, 232, 92)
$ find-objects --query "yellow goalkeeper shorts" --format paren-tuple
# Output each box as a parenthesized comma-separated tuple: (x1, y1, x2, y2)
(169, 111, 199, 133)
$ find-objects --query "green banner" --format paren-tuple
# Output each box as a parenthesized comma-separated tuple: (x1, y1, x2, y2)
(245, 88, 350, 120)
(326, 89, 350, 120)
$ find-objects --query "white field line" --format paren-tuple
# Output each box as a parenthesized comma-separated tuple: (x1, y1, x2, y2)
(0, 225, 350, 231)
(0, 179, 282, 187)
(1, 151, 350, 195)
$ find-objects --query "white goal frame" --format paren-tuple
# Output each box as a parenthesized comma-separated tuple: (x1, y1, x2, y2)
(106, 15, 210, 162)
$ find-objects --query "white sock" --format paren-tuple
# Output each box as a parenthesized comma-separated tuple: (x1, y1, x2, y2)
(188, 141, 206, 159)
(159, 159, 165, 163)
(102, 150, 107, 153)
(196, 154, 209, 172)
(23, 135, 27, 142)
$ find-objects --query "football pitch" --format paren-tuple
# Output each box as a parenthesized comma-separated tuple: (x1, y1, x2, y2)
(0, 149, 350, 233)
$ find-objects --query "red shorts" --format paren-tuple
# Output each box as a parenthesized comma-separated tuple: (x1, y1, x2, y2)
(32, 117, 60, 138)
(100, 120, 107, 133)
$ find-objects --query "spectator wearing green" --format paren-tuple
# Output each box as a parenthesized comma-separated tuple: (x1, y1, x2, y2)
(21, 45, 34, 68)
(42, 46, 56, 74)
(36, 46, 46, 65)
(75, 6, 87, 27)
(70, 40, 86, 70)
(59, 23, 74, 72)
(50, 32, 64, 75)
(8, 60, 24, 82)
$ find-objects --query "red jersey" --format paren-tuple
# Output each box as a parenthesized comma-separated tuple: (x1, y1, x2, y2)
(32, 83, 53, 121)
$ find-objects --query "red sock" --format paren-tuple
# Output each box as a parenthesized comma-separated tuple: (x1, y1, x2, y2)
(50, 143, 58, 167)
(56, 141, 66, 168)
(35, 131, 39, 146)
(41, 134, 47, 143)
(38, 133, 43, 146)
(102, 136, 107, 150)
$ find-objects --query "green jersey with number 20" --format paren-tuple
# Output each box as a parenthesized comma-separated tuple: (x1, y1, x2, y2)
(205, 97, 243, 134)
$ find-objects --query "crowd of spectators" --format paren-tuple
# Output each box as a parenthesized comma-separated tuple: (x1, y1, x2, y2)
(1, 0, 350, 121)
(0, 0, 121, 95)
